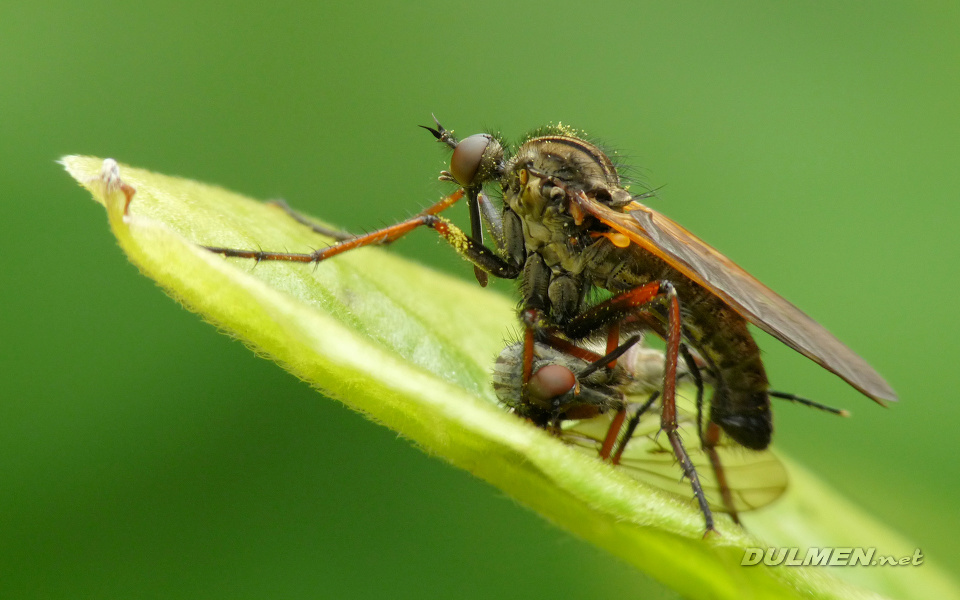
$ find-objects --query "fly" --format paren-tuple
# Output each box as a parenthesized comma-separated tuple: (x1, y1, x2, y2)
(202, 116, 897, 531)
(493, 339, 790, 523)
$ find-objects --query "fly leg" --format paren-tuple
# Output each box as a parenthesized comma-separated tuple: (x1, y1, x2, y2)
(464, 184, 487, 287)
(553, 280, 716, 534)
(769, 391, 848, 416)
(608, 343, 703, 464)
(467, 190, 513, 288)
(682, 346, 741, 524)
(610, 391, 660, 464)
(265, 198, 356, 241)
(702, 421, 739, 524)
(203, 189, 524, 279)
(205, 188, 462, 258)
(567, 335, 643, 458)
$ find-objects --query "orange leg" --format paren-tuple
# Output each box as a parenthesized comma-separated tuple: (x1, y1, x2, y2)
(204, 189, 523, 279)
(539, 280, 716, 533)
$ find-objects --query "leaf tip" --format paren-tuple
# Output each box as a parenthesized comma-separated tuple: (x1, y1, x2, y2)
(61, 155, 136, 215)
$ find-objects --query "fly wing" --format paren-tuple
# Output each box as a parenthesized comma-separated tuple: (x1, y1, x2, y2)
(563, 400, 787, 512)
(572, 193, 897, 404)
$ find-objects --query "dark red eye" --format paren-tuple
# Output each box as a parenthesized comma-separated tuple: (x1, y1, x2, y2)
(527, 364, 577, 404)
(450, 134, 492, 186)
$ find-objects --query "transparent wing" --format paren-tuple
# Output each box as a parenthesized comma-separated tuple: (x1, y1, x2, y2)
(561, 392, 787, 512)
(572, 193, 897, 404)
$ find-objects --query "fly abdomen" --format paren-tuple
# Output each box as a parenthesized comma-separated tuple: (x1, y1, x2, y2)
(596, 247, 775, 450)
(710, 387, 772, 450)
(685, 294, 773, 450)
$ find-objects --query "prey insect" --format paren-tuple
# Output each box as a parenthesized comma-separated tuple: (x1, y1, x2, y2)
(203, 116, 896, 530)
(493, 339, 790, 524)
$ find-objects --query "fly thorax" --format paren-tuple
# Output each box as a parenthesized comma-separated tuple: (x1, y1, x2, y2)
(502, 134, 642, 284)
(512, 135, 623, 193)
(506, 173, 580, 263)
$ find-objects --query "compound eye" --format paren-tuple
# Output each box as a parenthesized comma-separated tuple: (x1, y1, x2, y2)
(527, 364, 577, 405)
(450, 134, 492, 186)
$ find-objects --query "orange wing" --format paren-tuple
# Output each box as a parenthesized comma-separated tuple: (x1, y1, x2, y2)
(572, 192, 897, 404)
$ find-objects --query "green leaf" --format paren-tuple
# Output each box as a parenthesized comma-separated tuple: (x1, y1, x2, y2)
(62, 156, 958, 600)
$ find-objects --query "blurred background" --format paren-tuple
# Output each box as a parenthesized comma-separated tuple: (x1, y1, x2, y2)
(2, 2, 958, 598)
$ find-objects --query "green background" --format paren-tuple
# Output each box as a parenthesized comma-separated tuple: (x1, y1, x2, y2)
(2, 2, 957, 598)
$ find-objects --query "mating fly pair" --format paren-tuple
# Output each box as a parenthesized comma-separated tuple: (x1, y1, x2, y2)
(204, 117, 897, 532)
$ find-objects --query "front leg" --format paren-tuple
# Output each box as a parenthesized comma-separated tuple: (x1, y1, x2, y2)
(204, 189, 523, 279)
